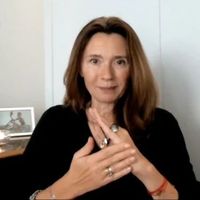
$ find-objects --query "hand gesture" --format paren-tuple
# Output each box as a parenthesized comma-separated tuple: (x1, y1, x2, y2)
(87, 108, 151, 179)
(57, 137, 135, 198)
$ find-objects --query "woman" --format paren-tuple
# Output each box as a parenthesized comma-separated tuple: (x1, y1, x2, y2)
(22, 16, 198, 199)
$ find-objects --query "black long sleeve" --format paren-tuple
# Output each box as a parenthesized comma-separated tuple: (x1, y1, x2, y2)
(1, 105, 199, 199)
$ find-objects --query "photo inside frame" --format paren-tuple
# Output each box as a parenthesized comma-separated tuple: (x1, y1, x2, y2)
(0, 107, 35, 138)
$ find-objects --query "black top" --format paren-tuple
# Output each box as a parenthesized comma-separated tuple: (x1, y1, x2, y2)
(11, 105, 199, 199)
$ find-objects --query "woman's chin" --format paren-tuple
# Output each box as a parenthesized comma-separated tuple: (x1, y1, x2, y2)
(96, 97, 118, 104)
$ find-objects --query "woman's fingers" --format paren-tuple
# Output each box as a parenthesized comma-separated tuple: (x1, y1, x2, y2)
(74, 137, 95, 158)
(104, 166, 132, 184)
(67, 139, 136, 195)
(92, 142, 135, 169)
(89, 108, 120, 143)
(100, 145, 136, 183)
(88, 119, 107, 149)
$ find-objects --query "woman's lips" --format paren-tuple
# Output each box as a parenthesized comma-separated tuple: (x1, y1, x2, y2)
(98, 86, 117, 89)
(98, 86, 117, 92)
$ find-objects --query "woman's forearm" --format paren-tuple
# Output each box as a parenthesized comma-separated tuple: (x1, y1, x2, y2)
(35, 174, 77, 200)
(134, 163, 178, 199)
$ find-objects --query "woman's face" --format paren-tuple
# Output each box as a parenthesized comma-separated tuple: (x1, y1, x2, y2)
(81, 32, 130, 106)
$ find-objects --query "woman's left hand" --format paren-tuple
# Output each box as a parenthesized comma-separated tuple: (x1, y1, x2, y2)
(88, 108, 179, 199)
(88, 108, 151, 178)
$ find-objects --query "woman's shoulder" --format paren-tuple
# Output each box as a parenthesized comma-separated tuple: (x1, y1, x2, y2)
(154, 107, 178, 123)
(144, 107, 183, 142)
(148, 107, 180, 131)
(40, 105, 81, 121)
(43, 105, 76, 114)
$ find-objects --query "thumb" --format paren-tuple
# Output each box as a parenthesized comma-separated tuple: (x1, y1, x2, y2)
(74, 137, 95, 159)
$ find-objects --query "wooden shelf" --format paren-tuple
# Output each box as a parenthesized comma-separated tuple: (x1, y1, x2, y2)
(0, 138, 29, 159)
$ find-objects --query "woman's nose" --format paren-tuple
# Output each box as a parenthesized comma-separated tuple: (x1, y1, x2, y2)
(100, 62, 113, 80)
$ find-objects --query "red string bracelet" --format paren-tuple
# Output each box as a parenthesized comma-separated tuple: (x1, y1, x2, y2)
(148, 177, 168, 196)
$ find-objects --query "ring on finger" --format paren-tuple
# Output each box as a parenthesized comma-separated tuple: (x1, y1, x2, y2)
(110, 124, 119, 133)
(105, 166, 114, 177)
(99, 137, 110, 149)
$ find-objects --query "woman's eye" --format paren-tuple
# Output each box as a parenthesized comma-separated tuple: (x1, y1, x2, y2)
(89, 58, 99, 64)
(116, 59, 127, 65)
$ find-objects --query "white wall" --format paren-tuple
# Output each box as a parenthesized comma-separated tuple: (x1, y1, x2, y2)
(160, 0, 200, 178)
(45, 0, 200, 179)
(0, 0, 45, 122)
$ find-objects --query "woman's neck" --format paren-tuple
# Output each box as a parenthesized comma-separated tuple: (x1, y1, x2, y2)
(88, 102, 116, 126)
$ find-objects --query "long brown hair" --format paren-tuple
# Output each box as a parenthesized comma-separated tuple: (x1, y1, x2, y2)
(63, 16, 158, 132)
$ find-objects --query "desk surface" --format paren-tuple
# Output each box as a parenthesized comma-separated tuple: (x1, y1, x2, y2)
(0, 138, 29, 159)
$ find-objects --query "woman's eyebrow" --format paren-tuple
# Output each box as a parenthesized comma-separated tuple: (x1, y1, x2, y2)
(86, 54, 102, 58)
(86, 55, 128, 59)
(114, 55, 128, 59)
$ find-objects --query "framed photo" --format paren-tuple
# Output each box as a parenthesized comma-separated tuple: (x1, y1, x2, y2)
(0, 107, 35, 138)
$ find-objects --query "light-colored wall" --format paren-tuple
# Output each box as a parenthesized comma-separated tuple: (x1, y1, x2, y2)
(0, 0, 45, 122)
(161, 0, 200, 178)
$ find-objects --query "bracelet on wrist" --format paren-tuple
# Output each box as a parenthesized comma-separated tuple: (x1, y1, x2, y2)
(29, 190, 42, 200)
(148, 177, 168, 196)
(29, 186, 56, 200)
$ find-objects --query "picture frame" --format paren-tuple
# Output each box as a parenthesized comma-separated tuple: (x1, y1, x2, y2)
(0, 107, 35, 138)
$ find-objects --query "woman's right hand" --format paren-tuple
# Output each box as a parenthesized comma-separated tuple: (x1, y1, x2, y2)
(37, 137, 135, 199)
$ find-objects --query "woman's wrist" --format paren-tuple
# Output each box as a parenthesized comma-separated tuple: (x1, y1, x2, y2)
(133, 162, 165, 191)
(34, 188, 55, 200)
(131, 160, 164, 189)
(133, 162, 178, 199)
(35, 186, 56, 200)
(147, 177, 168, 196)
(35, 185, 74, 200)
(35, 175, 77, 200)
